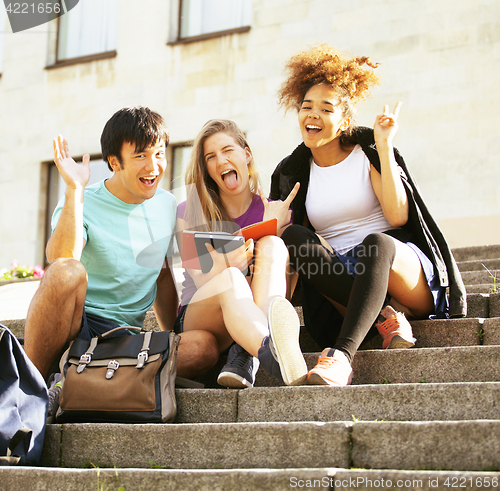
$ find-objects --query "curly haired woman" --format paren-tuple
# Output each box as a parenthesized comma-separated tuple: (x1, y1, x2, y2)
(270, 44, 466, 386)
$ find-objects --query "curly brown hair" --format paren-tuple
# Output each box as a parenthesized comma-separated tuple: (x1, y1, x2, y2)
(278, 44, 380, 143)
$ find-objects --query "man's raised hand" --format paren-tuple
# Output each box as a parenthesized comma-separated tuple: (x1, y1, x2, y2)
(53, 135, 91, 190)
(259, 182, 300, 232)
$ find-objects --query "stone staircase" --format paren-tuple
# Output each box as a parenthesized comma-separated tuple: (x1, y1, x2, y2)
(1, 245, 500, 490)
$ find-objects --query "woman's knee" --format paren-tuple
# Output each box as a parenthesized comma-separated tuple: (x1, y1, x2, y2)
(281, 224, 311, 247)
(255, 235, 288, 259)
(360, 233, 396, 263)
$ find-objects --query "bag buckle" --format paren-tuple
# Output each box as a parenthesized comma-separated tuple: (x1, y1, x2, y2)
(105, 360, 120, 380)
(77, 353, 92, 373)
(136, 351, 148, 369)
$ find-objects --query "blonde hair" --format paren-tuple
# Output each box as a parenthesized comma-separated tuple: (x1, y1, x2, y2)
(278, 43, 381, 144)
(184, 119, 260, 231)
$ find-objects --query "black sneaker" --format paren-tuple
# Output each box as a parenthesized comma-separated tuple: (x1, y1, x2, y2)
(217, 343, 259, 389)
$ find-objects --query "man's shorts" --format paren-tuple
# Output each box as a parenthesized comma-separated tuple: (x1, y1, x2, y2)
(173, 304, 188, 334)
(78, 310, 132, 342)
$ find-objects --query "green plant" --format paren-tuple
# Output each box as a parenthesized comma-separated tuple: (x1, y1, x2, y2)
(148, 461, 167, 469)
(418, 378, 427, 383)
(0, 260, 44, 281)
(474, 329, 485, 343)
(381, 376, 390, 384)
(93, 465, 126, 491)
(482, 264, 500, 293)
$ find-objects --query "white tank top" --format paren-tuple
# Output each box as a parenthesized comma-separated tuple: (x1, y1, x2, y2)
(305, 145, 396, 254)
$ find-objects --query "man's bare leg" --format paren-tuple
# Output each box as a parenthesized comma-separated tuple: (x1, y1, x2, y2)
(176, 330, 219, 379)
(24, 258, 87, 379)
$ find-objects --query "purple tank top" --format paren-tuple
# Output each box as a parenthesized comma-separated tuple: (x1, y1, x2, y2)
(177, 195, 265, 306)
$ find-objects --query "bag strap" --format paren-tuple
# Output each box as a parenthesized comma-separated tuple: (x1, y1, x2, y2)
(77, 327, 149, 373)
(76, 336, 99, 373)
(75, 327, 142, 373)
(136, 331, 153, 369)
(0, 429, 32, 466)
(99, 326, 142, 338)
(99, 327, 153, 369)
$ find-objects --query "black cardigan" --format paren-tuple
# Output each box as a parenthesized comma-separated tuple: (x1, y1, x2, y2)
(270, 126, 467, 318)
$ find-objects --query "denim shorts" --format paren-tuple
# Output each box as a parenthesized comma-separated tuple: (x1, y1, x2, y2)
(173, 304, 188, 334)
(78, 310, 132, 342)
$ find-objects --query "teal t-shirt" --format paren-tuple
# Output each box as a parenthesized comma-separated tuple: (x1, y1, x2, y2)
(52, 181, 177, 327)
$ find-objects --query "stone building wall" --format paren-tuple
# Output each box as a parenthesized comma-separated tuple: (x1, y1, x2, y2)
(0, 0, 499, 267)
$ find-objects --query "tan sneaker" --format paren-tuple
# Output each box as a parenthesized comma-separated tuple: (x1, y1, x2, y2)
(306, 348, 353, 386)
(376, 305, 416, 349)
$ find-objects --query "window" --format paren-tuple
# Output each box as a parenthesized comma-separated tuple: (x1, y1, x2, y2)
(170, 144, 193, 204)
(45, 158, 112, 251)
(179, 0, 251, 40)
(57, 0, 118, 63)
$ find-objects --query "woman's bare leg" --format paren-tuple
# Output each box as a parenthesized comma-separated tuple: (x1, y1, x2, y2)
(250, 235, 289, 315)
(182, 267, 268, 357)
(387, 239, 434, 318)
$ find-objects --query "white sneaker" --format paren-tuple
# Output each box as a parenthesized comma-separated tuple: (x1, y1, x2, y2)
(267, 297, 307, 386)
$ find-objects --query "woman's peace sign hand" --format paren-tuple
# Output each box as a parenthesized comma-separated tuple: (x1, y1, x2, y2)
(259, 182, 300, 233)
(374, 102, 402, 148)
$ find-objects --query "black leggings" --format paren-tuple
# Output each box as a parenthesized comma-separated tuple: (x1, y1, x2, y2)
(282, 225, 396, 362)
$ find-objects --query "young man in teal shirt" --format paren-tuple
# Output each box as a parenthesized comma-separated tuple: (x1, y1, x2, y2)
(25, 107, 218, 381)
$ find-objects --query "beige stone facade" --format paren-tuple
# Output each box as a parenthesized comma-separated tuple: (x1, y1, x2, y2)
(0, 0, 499, 269)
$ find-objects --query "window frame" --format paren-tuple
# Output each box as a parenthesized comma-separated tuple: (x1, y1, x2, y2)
(169, 0, 251, 45)
(47, 1, 118, 69)
(168, 141, 194, 204)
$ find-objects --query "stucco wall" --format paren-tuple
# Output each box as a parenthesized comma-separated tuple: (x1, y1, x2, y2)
(0, 0, 499, 268)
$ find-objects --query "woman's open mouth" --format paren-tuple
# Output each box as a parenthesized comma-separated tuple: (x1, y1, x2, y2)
(221, 169, 239, 190)
(306, 124, 322, 134)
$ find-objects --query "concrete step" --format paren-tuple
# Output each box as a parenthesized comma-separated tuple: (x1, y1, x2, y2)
(188, 319, 500, 388)
(461, 270, 500, 286)
(465, 292, 489, 317)
(251, 345, 500, 388)
(452, 244, 500, 262)
(466, 284, 495, 294)
(39, 420, 500, 472)
(316, 317, 488, 353)
(1, 467, 498, 491)
(2, 293, 497, 342)
(111, 342, 499, 391)
(174, 382, 500, 424)
(457, 258, 500, 272)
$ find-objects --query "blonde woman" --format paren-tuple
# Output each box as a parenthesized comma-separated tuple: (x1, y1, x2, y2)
(271, 44, 466, 386)
(175, 119, 306, 388)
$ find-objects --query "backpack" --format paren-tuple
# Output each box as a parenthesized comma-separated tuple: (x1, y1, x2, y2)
(0, 324, 48, 465)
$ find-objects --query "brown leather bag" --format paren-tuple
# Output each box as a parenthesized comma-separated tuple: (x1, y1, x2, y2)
(56, 327, 180, 423)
